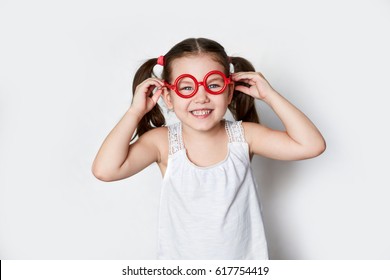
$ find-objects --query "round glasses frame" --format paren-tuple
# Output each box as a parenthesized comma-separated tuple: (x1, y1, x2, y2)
(164, 70, 232, 98)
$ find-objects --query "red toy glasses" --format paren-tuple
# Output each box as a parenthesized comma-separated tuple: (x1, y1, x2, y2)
(164, 70, 232, 98)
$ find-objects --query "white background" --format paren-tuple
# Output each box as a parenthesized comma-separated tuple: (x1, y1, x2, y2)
(1, 0, 389, 259)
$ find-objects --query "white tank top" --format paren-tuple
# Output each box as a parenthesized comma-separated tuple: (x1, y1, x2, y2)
(157, 120, 268, 259)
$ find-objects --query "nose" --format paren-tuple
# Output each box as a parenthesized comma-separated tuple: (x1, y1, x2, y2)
(193, 84, 210, 103)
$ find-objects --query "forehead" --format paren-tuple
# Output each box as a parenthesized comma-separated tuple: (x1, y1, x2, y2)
(170, 54, 225, 80)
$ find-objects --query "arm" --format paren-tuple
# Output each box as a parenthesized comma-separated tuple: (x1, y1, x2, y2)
(92, 78, 165, 181)
(232, 72, 326, 160)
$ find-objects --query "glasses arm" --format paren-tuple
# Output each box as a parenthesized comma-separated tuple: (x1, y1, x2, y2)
(164, 81, 175, 91)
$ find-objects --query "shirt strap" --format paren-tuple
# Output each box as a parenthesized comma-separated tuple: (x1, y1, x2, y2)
(225, 120, 246, 143)
(168, 122, 185, 155)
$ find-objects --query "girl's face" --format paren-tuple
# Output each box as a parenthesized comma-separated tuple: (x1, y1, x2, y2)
(163, 54, 233, 132)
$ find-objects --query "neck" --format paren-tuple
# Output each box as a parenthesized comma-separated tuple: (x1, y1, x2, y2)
(181, 120, 225, 142)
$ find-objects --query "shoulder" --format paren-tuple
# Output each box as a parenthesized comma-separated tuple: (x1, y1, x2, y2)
(137, 126, 169, 163)
(141, 126, 168, 145)
(138, 126, 168, 143)
(147, 125, 168, 136)
(241, 121, 269, 140)
(240, 121, 272, 155)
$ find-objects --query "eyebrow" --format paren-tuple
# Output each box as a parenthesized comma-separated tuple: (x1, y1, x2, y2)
(179, 80, 193, 84)
(207, 76, 224, 83)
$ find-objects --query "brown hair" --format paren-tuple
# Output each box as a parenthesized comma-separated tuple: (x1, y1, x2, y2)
(131, 38, 260, 138)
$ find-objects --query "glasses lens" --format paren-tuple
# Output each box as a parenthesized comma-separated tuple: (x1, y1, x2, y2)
(205, 73, 226, 94)
(177, 76, 196, 97)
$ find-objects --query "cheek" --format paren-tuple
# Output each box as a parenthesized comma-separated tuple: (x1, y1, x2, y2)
(171, 96, 189, 110)
(219, 91, 233, 105)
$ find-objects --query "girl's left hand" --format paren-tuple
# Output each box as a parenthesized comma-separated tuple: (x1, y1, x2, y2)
(231, 72, 274, 101)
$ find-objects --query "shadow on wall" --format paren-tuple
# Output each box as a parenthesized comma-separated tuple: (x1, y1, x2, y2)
(252, 156, 300, 260)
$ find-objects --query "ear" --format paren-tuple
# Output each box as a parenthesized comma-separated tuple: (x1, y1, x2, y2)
(162, 88, 174, 110)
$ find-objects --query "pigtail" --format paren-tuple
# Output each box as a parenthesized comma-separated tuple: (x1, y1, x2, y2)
(132, 58, 165, 139)
(229, 57, 260, 124)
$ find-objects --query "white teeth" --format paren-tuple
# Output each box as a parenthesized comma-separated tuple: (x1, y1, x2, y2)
(191, 110, 211, 116)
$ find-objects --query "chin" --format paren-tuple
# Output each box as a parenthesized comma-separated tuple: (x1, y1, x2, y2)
(185, 116, 224, 132)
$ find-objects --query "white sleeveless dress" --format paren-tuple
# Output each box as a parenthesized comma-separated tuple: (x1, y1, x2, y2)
(157, 120, 268, 259)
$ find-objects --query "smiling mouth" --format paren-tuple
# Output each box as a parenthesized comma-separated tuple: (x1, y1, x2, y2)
(190, 109, 213, 117)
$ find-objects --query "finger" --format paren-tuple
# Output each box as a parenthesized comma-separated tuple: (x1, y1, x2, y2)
(151, 88, 162, 104)
(232, 76, 253, 86)
(234, 79, 254, 88)
(234, 71, 265, 81)
(151, 77, 165, 86)
(234, 85, 251, 95)
(232, 72, 256, 81)
(144, 80, 165, 96)
(138, 78, 165, 91)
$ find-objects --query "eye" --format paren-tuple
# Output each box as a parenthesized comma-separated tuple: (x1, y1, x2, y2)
(180, 86, 194, 91)
(208, 83, 222, 89)
(177, 77, 195, 93)
(206, 77, 225, 91)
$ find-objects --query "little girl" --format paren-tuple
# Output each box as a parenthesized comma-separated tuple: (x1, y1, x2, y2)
(92, 38, 326, 260)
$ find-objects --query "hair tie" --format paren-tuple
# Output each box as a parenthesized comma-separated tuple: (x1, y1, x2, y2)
(228, 57, 235, 73)
(157, 55, 165, 66)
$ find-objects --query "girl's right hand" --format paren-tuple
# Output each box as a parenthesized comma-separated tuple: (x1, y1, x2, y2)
(129, 78, 165, 117)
